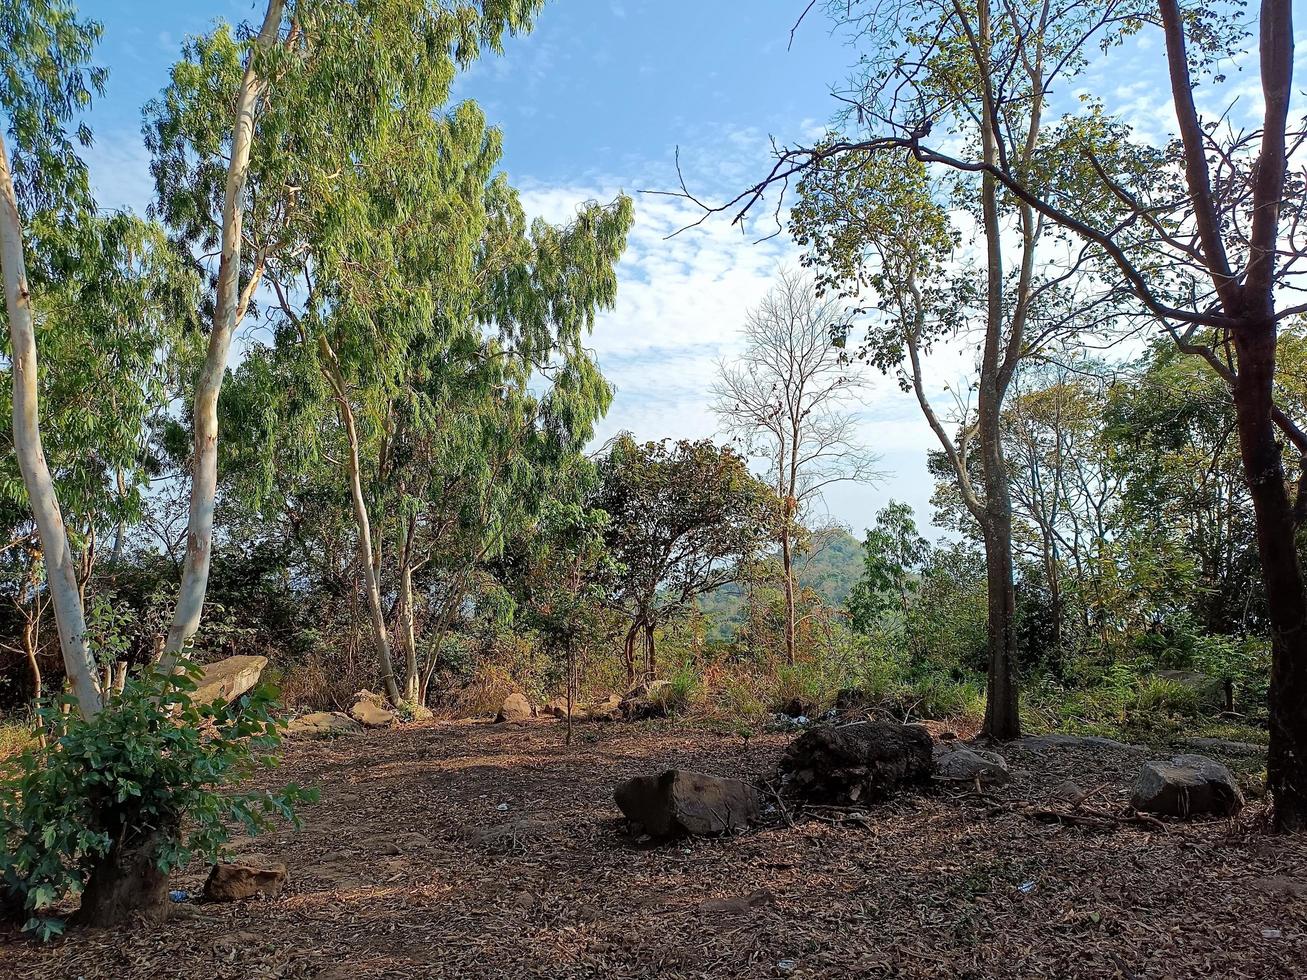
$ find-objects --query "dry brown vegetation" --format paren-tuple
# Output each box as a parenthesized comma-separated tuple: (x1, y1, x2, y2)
(2, 720, 1303, 979)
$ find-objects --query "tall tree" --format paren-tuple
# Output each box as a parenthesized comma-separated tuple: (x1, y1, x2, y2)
(0, 0, 109, 716)
(712, 269, 879, 665)
(148, 0, 545, 674)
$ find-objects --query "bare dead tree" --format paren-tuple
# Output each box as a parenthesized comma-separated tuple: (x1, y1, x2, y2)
(712, 269, 881, 665)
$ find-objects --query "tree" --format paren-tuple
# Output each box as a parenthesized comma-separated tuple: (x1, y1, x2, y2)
(0, 213, 200, 700)
(847, 500, 930, 648)
(147, 0, 546, 677)
(785, 0, 1307, 828)
(0, 0, 108, 716)
(712, 269, 879, 665)
(593, 436, 778, 683)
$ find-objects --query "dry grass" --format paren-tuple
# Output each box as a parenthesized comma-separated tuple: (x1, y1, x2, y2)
(2, 720, 1302, 979)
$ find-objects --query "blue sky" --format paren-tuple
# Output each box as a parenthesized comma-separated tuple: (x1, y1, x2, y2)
(71, 1, 1304, 539)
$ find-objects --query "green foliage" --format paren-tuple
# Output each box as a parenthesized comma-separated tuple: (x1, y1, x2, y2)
(848, 500, 930, 635)
(595, 435, 780, 640)
(0, 663, 315, 939)
(0, 0, 106, 213)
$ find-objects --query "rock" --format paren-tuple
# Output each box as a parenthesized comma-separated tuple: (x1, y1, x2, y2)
(1180, 737, 1265, 757)
(779, 722, 933, 805)
(620, 680, 673, 720)
(203, 860, 288, 902)
(408, 704, 434, 722)
(585, 694, 624, 721)
(349, 697, 399, 728)
(933, 743, 1010, 786)
(193, 655, 267, 704)
(495, 692, 534, 723)
(1015, 734, 1140, 753)
(1130, 754, 1243, 818)
(1050, 780, 1088, 805)
(614, 769, 760, 837)
(286, 711, 364, 738)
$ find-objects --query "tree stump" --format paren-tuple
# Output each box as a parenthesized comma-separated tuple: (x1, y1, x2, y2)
(779, 722, 933, 805)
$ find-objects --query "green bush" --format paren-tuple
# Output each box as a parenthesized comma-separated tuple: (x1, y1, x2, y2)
(654, 665, 702, 715)
(0, 662, 315, 939)
(1133, 677, 1200, 716)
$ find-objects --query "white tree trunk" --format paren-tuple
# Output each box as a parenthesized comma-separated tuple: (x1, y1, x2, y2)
(163, 0, 284, 663)
(0, 132, 102, 717)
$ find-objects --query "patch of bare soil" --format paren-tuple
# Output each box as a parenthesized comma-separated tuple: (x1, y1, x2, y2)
(3, 721, 1305, 979)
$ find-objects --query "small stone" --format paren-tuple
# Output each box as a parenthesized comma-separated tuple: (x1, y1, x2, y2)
(193, 655, 268, 704)
(620, 680, 674, 719)
(203, 860, 288, 902)
(934, 744, 1010, 786)
(349, 699, 399, 728)
(286, 711, 364, 738)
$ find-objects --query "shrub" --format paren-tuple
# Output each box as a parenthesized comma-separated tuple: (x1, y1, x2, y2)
(0, 663, 314, 939)
(654, 665, 702, 715)
(1133, 677, 1200, 716)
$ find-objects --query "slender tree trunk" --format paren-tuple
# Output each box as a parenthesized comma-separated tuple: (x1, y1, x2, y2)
(22, 615, 41, 703)
(0, 133, 100, 718)
(781, 519, 797, 666)
(980, 453, 1021, 739)
(320, 338, 402, 706)
(623, 624, 638, 687)
(644, 621, 656, 680)
(398, 516, 419, 704)
(163, 0, 283, 664)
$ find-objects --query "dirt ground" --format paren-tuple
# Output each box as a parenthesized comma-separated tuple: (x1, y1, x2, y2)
(3, 719, 1305, 979)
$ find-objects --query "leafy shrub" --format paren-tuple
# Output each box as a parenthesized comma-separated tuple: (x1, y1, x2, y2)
(655, 665, 702, 715)
(0, 663, 314, 939)
(1133, 677, 1200, 716)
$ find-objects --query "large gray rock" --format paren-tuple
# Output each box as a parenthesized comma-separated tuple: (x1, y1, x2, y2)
(779, 722, 933, 804)
(934, 743, 1010, 786)
(495, 692, 534, 723)
(1130, 754, 1243, 818)
(193, 655, 267, 704)
(1180, 737, 1265, 757)
(286, 711, 363, 738)
(614, 769, 759, 837)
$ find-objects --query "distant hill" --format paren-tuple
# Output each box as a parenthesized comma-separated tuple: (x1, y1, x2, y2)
(697, 529, 865, 640)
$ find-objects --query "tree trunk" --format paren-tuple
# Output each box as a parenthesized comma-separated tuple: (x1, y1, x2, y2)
(0, 134, 101, 718)
(781, 519, 797, 666)
(1232, 319, 1307, 829)
(975, 392, 1021, 726)
(644, 621, 656, 680)
(623, 624, 638, 686)
(163, 0, 283, 665)
(75, 831, 173, 928)
(22, 615, 41, 702)
(322, 338, 402, 706)
(398, 517, 419, 705)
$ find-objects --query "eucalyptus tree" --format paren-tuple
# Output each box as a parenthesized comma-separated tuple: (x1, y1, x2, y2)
(0, 0, 110, 715)
(0, 214, 200, 699)
(593, 436, 779, 682)
(163, 20, 631, 706)
(146, 0, 545, 676)
(712, 269, 879, 665)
